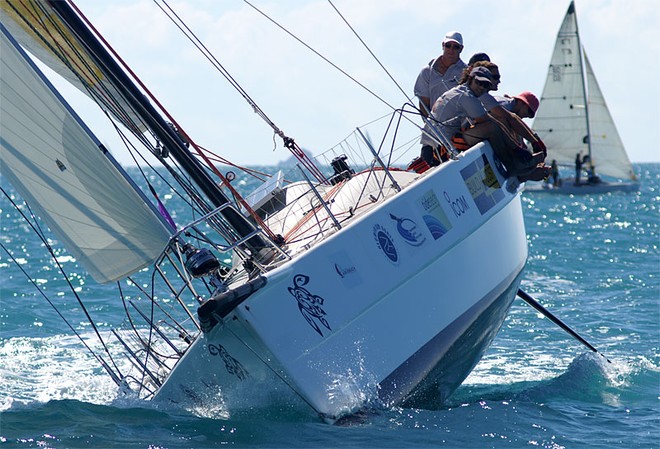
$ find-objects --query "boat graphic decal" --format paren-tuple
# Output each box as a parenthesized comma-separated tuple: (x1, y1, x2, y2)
(417, 190, 452, 240)
(335, 263, 356, 278)
(460, 154, 504, 215)
(330, 251, 362, 288)
(373, 224, 399, 263)
(389, 213, 426, 247)
(288, 274, 331, 337)
(208, 343, 249, 380)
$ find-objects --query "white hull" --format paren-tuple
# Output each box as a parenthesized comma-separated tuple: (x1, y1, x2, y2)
(0, 3, 529, 424)
(155, 143, 528, 420)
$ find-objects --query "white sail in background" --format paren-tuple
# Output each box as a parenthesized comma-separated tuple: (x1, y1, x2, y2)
(533, 2, 588, 168)
(0, 25, 173, 283)
(583, 54, 635, 180)
(533, 1, 635, 182)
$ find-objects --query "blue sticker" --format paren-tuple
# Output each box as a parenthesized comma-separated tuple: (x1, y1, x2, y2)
(417, 190, 452, 240)
(389, 213, 426, 247)
(422, 214, 447, 239)
(460, 154, 504, 215)
(373, 224, 398, 263)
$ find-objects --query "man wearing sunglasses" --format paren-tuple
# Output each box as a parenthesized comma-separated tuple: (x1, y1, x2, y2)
(415, 31, 467, 167)
(430, 66, 547, 180)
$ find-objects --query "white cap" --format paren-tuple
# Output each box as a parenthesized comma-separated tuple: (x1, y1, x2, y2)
(443, 31, 463, 46)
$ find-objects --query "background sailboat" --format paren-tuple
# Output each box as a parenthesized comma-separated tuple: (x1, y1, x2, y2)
(528, 1, 639, 194)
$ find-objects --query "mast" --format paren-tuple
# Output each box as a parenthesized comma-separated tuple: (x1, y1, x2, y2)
(47, 0, 267, 253)
(571, 1, 594, 173)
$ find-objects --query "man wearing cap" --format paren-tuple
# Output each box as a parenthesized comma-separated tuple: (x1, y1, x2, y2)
(473, 61, 548, 157)
(414, 31, 467, 167)
(414, 31, 467, 118)
(430, 66, 495, 143)
(484, 90, 547, 156)
(431, 66, 546, 179)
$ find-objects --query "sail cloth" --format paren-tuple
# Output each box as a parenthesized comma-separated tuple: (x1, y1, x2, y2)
(0, 24, 173, 284)
(0, 0, 147, 134)
(583, 55, 634, 180)
(532, 2, 635, 181)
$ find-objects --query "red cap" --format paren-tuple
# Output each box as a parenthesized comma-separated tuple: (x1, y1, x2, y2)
(514, 91, 539, 118)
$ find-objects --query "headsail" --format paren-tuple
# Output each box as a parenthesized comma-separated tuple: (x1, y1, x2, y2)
(533, 1, 635, 181)
(0, 23, 173, 283)
(583, 54, 635, 181)
(0, 0, 146, 134)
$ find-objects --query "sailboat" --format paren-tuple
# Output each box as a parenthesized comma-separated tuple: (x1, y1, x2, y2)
(0, 1, 529, 421)
(527, 1, 639, 194)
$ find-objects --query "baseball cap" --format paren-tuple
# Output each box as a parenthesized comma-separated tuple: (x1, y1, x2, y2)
(443, 31, 463, 47)
(470, 66, 494, 87)
(514, 91, 540, 118)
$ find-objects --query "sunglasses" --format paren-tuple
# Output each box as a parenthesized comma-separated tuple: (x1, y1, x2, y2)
(444, 43, 462, 50)
(476, 80, 492, 88)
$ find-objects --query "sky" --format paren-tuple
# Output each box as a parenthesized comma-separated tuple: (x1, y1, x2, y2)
(50, 0, 659, 166)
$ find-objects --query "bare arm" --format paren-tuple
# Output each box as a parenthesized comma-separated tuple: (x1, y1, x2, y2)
(491, 106, 544, 143)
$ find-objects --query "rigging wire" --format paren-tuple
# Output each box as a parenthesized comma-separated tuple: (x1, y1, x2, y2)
(326, 0, 414, 106)
(0, 240, 123, 386)
(0, 187, 124, 386)
(241, 0, 399, 112)
(153, 0, 327, 185)
(11, 0, 212, 228)
(239, 1, 428, 149)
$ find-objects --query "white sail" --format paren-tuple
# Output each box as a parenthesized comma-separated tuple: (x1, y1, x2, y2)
(533, 2, 588, 169)
(533, 1, 635, 182)
(0, 1, 146, 134)
(0, 24, 173, 284)
(584, 54, 635, 180)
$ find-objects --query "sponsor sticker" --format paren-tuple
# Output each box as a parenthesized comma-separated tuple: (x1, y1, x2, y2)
(373, 223, 399, 264)
(460, 154, 504, 214)
(389, 213, 426, 247)
(417, 190, 452, 240)
(331, 251, 362, 289)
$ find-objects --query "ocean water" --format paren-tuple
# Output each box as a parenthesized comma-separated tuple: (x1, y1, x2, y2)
(0, 163, 658, 448)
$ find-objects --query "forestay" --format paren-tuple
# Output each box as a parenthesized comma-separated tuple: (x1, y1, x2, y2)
(0, 24, 172, 283)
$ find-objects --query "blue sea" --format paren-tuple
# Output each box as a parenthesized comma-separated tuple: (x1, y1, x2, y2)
(1, 164, 658, 448)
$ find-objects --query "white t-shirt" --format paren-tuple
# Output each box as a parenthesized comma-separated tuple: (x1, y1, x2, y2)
(428, 84, 487, 144)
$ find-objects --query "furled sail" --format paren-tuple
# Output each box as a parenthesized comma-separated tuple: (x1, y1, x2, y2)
(0, 0, 146, 134)
(533, 2, 635, 181)
(0, 23, 173, 283)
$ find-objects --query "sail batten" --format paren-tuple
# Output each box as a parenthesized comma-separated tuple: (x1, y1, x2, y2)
(0, 23, 173, 284)
(533, 1, 635, 182)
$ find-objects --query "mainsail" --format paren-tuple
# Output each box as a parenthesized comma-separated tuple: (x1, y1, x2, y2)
(532, 1, 635, 181)
(0, 23, 173, 283)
